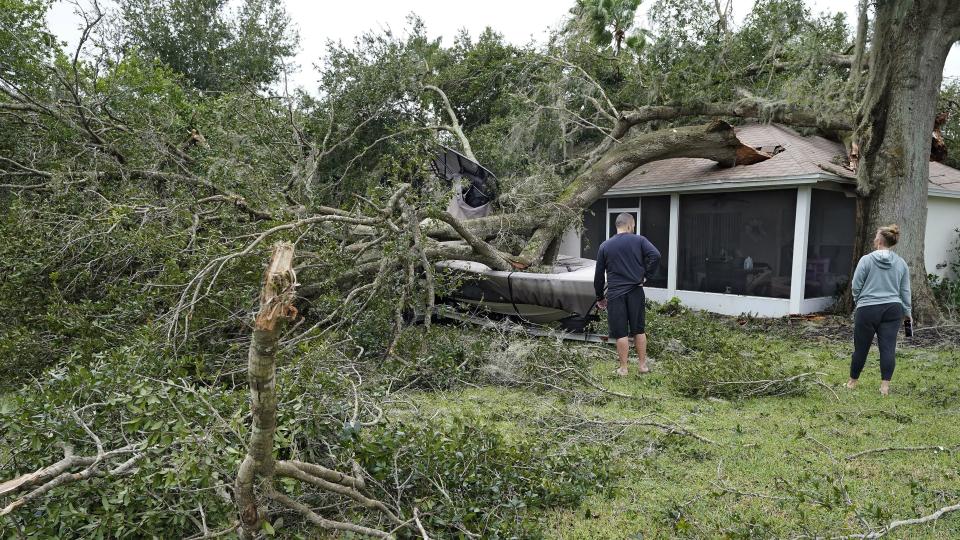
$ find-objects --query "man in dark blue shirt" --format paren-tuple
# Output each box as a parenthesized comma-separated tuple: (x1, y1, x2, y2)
(595, 212, 661, 376)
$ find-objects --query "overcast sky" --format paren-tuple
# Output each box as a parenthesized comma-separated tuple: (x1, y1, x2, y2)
(47, 0, 960, 92)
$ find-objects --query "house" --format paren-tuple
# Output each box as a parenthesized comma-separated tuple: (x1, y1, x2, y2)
(559, 122, 960, 317)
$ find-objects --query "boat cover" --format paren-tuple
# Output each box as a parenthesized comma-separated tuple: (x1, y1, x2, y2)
(431, 146, 498, 220)
(437, 256, 598, 322)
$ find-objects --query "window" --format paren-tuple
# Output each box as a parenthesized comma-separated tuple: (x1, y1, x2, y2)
(640, 196, 670, 288)
(678, 190, 797, 298)
(805, 189, 855, 298)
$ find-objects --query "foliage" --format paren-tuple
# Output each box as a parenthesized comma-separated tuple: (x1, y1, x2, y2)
(0, 0, 56, 93)
(572, 0, 648, 56)
(940, 81, 960, 170)
(116, 0, 298, 91)
(930, 228, 960, 314)
(646, 300, 813, 399)
(386, 325, 491, 390)
(346, 416, 609, 538)
(3, 0, 960, 536)
(0, 331, 608, 538)
(0, 340, 247, 538)
(0, 55, 291, 389)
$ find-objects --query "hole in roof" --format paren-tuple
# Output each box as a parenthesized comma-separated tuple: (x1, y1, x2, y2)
(754, 145, 785, 155)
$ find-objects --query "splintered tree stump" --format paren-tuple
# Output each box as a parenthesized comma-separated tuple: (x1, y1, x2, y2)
(235, 242, 298, 538)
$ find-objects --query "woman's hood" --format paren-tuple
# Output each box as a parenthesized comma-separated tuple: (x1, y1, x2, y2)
(870, 249, 895, 268)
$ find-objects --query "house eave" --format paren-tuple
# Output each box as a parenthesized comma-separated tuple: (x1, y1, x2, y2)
(604, 173, 834, 196)
(605, 173, 960, 200)
(929, 187, 960, 199)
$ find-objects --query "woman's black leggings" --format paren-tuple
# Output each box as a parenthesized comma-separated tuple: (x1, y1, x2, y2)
(850, 302, 903, 381)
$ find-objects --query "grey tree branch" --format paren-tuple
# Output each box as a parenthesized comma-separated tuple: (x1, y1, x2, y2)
(266, 490, 395, 539)
(433, 211, 515, 271)
(836, 500, 960, 539)
(845, 445, 956, 461)
(274, 461, 402, 524)
(0, 441, 144, 517)
(423, 84, 477, 162)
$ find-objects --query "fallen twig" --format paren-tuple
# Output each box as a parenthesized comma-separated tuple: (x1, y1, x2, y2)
(834, 499, 960, 539)
(845, 445, 956, 461)
(565, 415, 718, 445)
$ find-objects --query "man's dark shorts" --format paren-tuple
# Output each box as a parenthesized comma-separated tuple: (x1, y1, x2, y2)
(607, 286, 645, 339)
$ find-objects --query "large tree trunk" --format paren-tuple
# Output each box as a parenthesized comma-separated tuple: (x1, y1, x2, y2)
(854, 0, 960, 323)
(517, 120, 769, 266)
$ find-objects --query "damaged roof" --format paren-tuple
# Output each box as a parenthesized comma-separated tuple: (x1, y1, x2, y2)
(607, 122, 960, 197)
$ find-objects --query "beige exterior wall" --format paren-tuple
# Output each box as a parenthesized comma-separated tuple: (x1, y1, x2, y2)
(924, 196, 960, 279)
(558, 227, 582, 258)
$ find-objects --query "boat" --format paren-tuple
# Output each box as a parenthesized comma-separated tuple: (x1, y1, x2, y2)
(436, 256, 600, 330)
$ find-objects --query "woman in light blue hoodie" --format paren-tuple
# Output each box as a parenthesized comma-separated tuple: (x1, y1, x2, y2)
(847, 224, 911, 396)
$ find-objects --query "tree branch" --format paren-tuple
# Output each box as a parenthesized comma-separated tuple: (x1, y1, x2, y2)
(235, 242, 298, 538)
(274, 461, 402, 524)
(432, 211, 515, 271)
(423, 84, 477, 162)
(0, 442, 144, 517)
(845, 445, 955, 461)
(266, 490, 395, 539)
(517, 120, 771, 265)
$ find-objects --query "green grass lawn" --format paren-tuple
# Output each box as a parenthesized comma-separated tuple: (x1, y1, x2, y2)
(399, 322, 960, 539)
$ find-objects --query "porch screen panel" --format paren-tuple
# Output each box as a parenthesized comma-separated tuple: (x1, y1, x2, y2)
(607, 196, 639, 208)
(805, 189, 855, 298)
(678, 190, 797, 298)
(640, 196, 670, 288)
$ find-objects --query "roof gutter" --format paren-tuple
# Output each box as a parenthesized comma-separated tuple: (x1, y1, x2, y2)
(929, 187, 960, 199)
(604, 173, 837, 196)
(605, 172, 959, 200)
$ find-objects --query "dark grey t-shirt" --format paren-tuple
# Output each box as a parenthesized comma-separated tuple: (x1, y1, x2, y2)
(594, 233, 661, 300)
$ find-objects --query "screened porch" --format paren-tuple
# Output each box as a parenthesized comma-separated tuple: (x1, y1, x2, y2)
(577, 184, 856, 317)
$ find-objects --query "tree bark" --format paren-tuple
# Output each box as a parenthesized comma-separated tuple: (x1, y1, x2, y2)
(236, 242, 298, 539)
(853, 0, 960, 323)
(845, 0, 869, 95)
(616, 97, 853, 138)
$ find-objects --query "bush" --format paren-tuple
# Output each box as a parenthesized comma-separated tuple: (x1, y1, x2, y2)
(0, 337, 608, 539)
(385, 325, 491, 390)
(0, 347, 247, 538)
(344, 415, 609, 539)
(930, 229, 960, 314)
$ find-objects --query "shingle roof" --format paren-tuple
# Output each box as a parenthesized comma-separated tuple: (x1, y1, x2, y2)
(930, 161, 960, 193)
(608, 122, 960, 195)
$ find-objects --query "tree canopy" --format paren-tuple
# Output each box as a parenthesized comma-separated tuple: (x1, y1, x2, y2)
(117, 0, 298, 91)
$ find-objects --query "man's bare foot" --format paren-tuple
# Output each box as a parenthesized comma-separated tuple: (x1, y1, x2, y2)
(846, 379, 858, 389)
(880, 381, 890, 396)
(637, 363, 650, 374)
(615, 366, 628, 377)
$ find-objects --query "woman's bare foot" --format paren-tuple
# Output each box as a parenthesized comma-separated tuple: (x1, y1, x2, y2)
(614, 366, 628, 377)
(846, 378, 858, 389)
(880, 381, 890, 396)
(637, 362, 650, 374)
